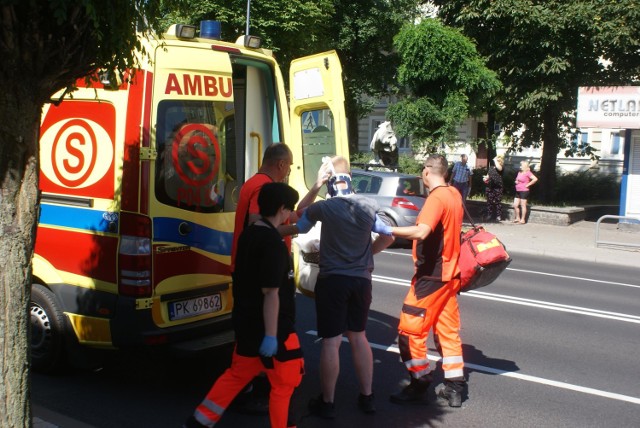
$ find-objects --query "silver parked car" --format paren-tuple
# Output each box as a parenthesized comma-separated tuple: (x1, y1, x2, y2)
(351, 168, 426, 245)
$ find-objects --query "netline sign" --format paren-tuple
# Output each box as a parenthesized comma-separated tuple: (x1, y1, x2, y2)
(577, 86, 640, 128)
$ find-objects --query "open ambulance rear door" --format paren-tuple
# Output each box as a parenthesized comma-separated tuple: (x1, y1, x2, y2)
(288, 50, 349, 195)
(288, 50, 349, 297)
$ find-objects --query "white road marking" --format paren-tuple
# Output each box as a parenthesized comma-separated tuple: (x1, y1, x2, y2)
(464, 290, 640, 323)
(372, 276, 640, 324)
(380, 250, 640, 289)
(507, 267, 640, 289)
(305, 330, 640, 405)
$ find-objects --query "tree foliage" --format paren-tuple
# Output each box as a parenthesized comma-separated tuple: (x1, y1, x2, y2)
(321, 0, 421, 152)
(161, 0, 422, 153)
(0, 1, 172, 426)
(387, 19, 500, 152)
(160, 0, 334, 70)
(432, 0, 640, 201)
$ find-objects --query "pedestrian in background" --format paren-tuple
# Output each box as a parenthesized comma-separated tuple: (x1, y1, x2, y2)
(513, 161, 538, 224)
(284, 156, 395, 419)
(483, 155, 504, 222)
(449, 154, 473, 200)
(184, 183, 303, 428)
(375, 154, 467, 408)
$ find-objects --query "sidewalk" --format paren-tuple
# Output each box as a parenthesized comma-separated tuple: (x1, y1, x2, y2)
(473, 219, 640, 268)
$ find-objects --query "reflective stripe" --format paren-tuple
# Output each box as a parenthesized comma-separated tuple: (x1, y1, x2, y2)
(411, 367, 432, 378)
(202, 398, 225, 417)
(404, 358, 429, 369)
(444, 368, 464, 379)
(194, 409, 216, 427)
(442, 356, 464, 365)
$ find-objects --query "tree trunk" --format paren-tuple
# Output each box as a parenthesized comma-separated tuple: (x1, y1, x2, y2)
(0, 91, 41, 427)
(486, 110, 497, 162)
(343, 95, 361, 156)
(537, 106, 560, 203)
(347, 112, 360, 156)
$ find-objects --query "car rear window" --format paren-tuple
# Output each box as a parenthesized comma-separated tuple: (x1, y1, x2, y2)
(397, 178, 425, 197)
(352, 174, 382, 194)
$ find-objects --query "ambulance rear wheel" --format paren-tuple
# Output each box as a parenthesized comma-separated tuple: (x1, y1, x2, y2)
(30, 284, 67, 373)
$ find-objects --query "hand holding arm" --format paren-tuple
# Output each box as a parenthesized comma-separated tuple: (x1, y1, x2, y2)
(372, 214, 393, 235)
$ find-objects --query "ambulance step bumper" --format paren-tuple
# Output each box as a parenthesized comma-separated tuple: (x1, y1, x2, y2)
(170, 329, 235, 353)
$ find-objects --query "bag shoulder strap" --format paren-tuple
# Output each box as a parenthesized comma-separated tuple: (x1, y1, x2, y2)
(432, 185, 476, 228)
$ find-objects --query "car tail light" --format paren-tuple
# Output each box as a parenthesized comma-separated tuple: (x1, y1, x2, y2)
(118, 213, 152, 297)
(392, 197, 420, 211)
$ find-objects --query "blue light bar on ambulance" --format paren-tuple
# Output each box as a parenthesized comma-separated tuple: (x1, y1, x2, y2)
(200, 20, 222, 40)
(175, 24, 197, 39)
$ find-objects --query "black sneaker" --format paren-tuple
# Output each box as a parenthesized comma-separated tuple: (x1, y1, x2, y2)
(308, 394, 336, 419)
(389, 378, 430, 405)
(358, 393, 376, 414)
(182, 415, 206, 428)
(436, 380, 465, 407)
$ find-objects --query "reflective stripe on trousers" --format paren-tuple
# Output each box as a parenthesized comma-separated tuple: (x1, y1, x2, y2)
(397, 278, 463, 379)
(194, 333, 304, 428)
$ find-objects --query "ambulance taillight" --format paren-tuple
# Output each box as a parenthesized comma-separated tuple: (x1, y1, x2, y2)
(118, 213, 152, 297)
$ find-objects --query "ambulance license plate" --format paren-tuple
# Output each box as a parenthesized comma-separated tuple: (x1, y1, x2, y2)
(168, 293, 222, 321)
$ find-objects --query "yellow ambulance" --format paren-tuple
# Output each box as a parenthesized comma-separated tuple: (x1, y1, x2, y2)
(31, 21, 348, 371)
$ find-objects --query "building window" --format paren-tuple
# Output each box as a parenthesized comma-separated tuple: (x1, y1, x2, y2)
(571, 132, 589, 155)
(611, 131, 621, 156)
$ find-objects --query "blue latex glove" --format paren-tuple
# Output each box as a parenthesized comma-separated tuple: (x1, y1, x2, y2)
(295, 211, 313, 234)
(259, 335, 278, 357)
(372, 214, 393, 236)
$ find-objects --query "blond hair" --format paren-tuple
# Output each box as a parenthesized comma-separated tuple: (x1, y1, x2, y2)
(331, 155, 350, 174)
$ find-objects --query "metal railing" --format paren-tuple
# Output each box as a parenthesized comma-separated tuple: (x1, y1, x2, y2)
(595, 215, 640, 249)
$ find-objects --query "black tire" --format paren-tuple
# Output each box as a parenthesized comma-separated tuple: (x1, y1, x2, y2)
(30, 283, 67, 373)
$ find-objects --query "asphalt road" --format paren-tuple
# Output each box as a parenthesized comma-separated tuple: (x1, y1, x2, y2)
(32, 250, 640, 428)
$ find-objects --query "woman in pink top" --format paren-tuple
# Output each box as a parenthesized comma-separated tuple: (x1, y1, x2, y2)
(512, 161, 538, 224)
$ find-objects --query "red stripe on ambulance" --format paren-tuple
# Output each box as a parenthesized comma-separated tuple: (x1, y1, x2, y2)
(154, 249, 231, 284)
(35, 227, 118, 284)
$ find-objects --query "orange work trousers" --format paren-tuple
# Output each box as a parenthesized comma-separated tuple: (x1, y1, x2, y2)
(397, 277, 464, 380)
(194, 333, 304, 428)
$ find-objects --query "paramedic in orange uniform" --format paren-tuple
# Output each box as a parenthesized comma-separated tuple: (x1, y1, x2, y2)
(374, 154, 467, 407)
(184, 183, 303, 428)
